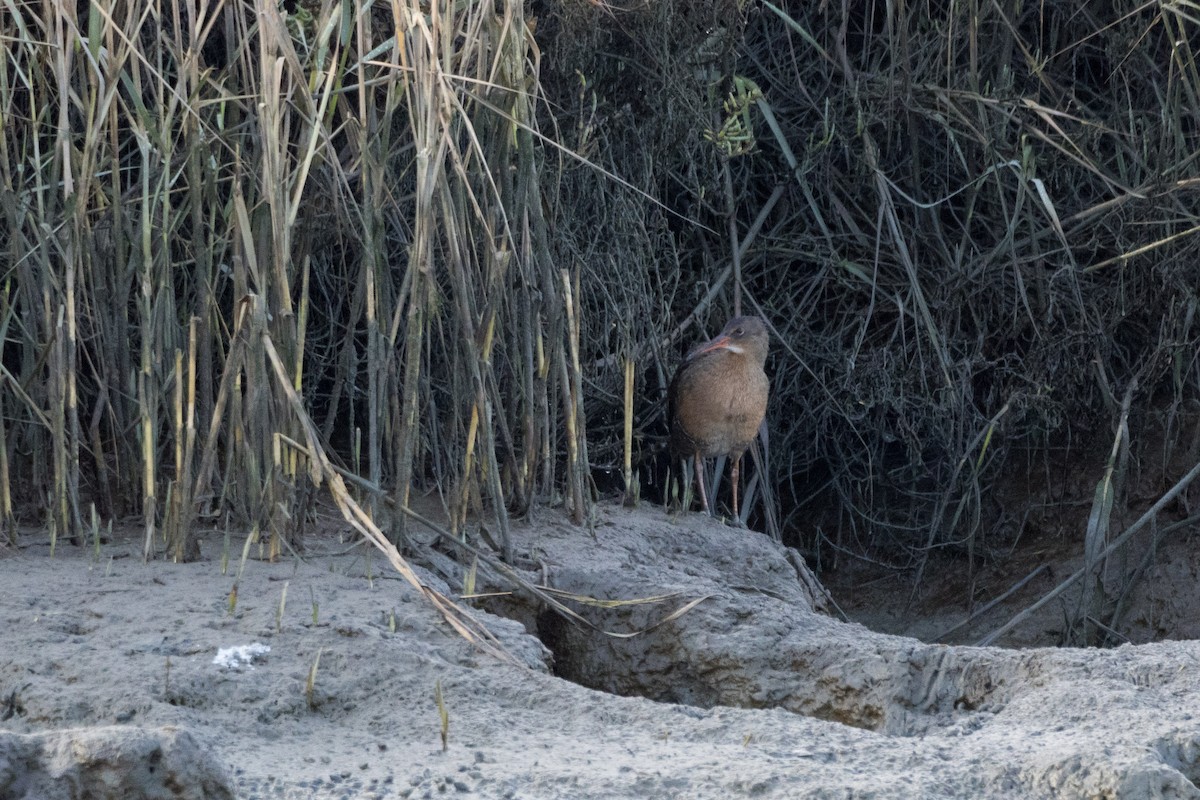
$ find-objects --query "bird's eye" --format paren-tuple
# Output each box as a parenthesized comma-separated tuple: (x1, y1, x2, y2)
(734, 327, 743, 335)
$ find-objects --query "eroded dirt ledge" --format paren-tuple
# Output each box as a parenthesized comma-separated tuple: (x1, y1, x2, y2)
(491, 505, 1200, 798)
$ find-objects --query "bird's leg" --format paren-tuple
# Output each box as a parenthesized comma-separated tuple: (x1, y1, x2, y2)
(693, 453, 711, 515)
(731, 455, 741, 519)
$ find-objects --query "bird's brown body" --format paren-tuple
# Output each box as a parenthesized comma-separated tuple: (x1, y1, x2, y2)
(668, 316, 770, 516)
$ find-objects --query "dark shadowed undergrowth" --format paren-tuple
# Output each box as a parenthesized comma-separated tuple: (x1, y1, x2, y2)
(2, 0, 1200, 643)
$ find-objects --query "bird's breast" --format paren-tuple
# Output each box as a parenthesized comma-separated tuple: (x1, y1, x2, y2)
(670, 355, 768, 458)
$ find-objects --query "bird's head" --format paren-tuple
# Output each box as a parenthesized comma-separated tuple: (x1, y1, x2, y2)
(687, 316, 769, 365)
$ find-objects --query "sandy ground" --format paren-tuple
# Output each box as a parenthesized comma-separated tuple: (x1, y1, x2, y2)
(3, 503, 1200, 799)
(4, 512, 853, 799)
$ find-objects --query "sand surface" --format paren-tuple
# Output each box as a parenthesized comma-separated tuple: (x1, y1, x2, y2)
(3, 505, 1200, 799)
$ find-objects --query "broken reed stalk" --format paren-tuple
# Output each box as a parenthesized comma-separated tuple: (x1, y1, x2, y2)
(305, 648, 322, 711)
(256, 302, 516, 662)
(325, 453, 711, 639)
(434, 680, 449, 751)
(277, 581, 289, 633)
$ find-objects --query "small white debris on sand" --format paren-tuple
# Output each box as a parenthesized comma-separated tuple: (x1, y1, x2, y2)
(212, 643, 270, 671)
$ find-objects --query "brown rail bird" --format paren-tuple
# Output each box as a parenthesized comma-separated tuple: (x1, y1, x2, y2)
(668, 316, 770, 517)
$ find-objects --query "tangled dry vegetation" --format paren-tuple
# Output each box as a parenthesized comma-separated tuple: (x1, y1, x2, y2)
(541, 0, 1200, 588)
(2, 0, 1200, 627)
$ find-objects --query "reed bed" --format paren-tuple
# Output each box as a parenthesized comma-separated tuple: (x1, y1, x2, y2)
(3, 0, 1200, 645)
(1, 0, 586, 569)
